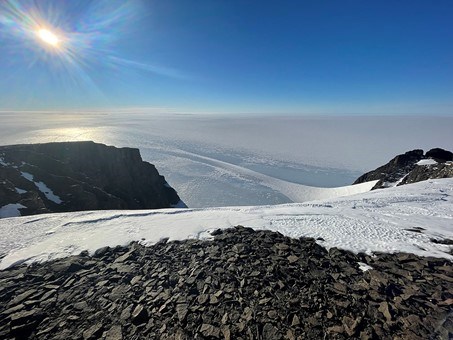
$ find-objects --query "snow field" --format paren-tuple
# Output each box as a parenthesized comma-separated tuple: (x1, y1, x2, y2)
(0, 179, 452, 269)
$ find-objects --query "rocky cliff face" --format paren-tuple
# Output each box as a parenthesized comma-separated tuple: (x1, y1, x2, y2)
(0, 142, 184, 217)
(354, 148, 453, 189)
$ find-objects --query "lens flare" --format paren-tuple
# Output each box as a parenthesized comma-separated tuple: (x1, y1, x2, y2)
(0, 0, 139, 91)
(0, 0, 184, 102)
(37, 28, 60, 47)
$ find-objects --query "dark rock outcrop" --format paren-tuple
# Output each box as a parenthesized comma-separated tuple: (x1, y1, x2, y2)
(353, 150, 424, 189)
(399, 162, 453, 186)
(0, 141, 183, 217)
(426, 148, 453, 162)
(354, 148, 453, 189)
(0, 227, 451, 339)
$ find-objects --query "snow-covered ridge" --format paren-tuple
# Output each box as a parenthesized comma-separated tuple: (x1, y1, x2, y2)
(0, 178, 452, 270)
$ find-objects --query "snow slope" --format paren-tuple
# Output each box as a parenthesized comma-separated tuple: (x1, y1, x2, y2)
(152, 149, 379, 203)
(0, 179, 452, 269)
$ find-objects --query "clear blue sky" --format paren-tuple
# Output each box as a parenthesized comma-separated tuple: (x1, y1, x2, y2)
(0, 0, 452, 114)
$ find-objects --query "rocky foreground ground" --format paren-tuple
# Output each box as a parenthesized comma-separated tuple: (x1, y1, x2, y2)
(0, 227, 451, 339)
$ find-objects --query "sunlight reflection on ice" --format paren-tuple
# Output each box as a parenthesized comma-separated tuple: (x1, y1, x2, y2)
(1, 112, 452, 207)
(37, 127, 103, 142)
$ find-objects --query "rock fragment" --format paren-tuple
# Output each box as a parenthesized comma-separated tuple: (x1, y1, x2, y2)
(0, 227, 450, 339)
(131, 305, 148, 325)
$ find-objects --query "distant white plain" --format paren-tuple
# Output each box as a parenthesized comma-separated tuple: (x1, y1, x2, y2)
(1, 112, 452, 207)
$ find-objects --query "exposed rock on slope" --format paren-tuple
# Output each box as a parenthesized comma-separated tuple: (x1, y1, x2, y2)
(354, 148, 453, 189)
(0, 141, 183, 217)
(400, 161, 453, 186)
(426, 148, 453, 162)
(0, 227, 450, 339)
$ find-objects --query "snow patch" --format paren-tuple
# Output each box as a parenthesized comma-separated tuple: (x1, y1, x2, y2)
(35, 181, 62, 204)
(380, 173, 409, 188)
(20, 172, 62, 204)
(393, 174, 408, 186)
(15, 187, 27, 194)
(0, 204, 26, 218)
(417, 159, 438, 166)
(358, 262, 373, 272)
(21, 172, 34, 181)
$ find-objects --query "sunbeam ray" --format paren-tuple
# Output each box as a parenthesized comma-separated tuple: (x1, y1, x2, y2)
(0, 0, 185, 102)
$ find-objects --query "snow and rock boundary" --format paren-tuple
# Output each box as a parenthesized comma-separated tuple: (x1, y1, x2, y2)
(0, 227, 450, 339)
(354, 148, 453, 189)
(1, 178, 452, 270)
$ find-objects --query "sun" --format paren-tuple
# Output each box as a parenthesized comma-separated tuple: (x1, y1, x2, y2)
(37, 28, 60, 47)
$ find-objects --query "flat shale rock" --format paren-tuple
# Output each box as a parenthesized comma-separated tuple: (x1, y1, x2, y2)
(0, 226, 451, 339)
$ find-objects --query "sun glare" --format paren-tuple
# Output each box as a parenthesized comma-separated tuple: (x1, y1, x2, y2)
(1, 0, 143, 88)
(37, 28, 60, 47)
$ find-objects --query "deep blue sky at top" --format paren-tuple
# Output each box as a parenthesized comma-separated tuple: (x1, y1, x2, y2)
(0, 0, 452, 114)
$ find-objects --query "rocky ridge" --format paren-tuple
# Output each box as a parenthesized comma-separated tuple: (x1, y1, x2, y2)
(354, 148, 453, 190)
(0, 141, 183, 217)
(0, 227, 451, 339)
